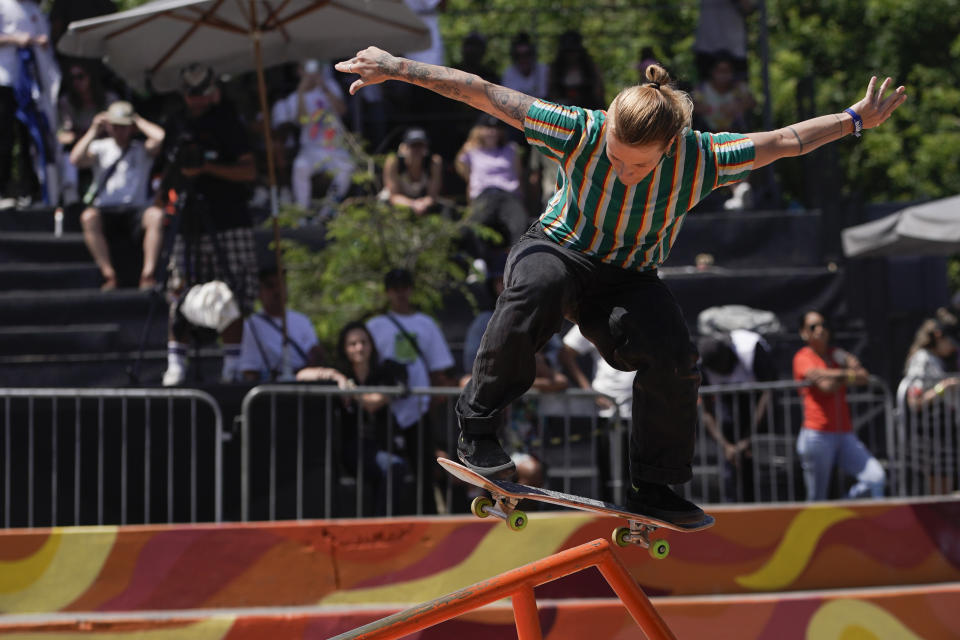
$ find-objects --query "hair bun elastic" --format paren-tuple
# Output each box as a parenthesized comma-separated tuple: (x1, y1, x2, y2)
(647, 82, 661, 90)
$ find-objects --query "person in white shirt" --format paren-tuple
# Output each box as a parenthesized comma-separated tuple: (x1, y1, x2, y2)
(239, 267, 325, 382)
(271, 59, 354, 215)
(697, 329, 776, 501)
(69, 100, 165, 291)
(366, 268, 456, 513)
(560, 324, 635, 501)
(0, 0, 59, 207)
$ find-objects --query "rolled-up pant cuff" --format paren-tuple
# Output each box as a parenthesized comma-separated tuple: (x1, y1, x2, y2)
(457, 413, 502, 437)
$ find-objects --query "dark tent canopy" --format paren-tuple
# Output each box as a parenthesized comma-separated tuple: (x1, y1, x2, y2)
(842, 195, 960, 258)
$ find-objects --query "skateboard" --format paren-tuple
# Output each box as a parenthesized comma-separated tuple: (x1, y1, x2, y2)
(438, 457, 714, 559)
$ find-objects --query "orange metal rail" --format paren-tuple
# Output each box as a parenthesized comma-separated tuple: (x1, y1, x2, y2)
(329, 538, 677, 640)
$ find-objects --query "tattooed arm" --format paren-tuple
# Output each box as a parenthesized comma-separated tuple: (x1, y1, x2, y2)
(745, 76, 906, 169)
(335, 46, 535, 131)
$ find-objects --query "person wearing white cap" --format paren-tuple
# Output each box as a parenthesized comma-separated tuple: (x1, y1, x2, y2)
(70, 100, 165, 291)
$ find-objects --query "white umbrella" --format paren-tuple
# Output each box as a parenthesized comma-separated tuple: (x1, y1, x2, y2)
(57, 0, 429, 93)
(58, 0, 429, 374)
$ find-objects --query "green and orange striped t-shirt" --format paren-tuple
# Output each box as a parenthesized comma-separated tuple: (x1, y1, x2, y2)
(524, 98, 755, 271)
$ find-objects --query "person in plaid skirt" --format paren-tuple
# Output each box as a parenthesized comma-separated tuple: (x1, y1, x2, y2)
(160, 63, 259, 385)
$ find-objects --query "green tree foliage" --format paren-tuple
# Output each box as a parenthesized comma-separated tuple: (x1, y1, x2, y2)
(441, 0, 958, 204)
(277, 198, 493, 347)
(762, 0, 960, 202)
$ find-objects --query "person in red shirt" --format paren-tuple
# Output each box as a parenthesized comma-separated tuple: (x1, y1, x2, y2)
(793, 310, 885, 500)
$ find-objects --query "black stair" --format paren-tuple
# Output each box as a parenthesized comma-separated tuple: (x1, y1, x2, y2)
(0, 263, 101, 291)
(0, 232, 92, 263)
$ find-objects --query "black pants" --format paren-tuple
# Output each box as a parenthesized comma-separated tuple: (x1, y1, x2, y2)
(0, 86, 38, 198)
(456, 223, 700, 485)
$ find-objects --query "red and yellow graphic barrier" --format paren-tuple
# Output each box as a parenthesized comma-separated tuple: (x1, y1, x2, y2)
(0, 498, 957, 615)
(0, 584, 957, 639)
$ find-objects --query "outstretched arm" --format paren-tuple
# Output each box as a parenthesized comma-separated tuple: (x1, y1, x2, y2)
(335, 46, 535, 131)
(746, 76, 907, 169)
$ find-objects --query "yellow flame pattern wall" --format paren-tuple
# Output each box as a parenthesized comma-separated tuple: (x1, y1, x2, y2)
(0, 499, 957, 638)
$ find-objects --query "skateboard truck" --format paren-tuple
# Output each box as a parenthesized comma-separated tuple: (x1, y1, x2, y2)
(613, 522, 671, 559)
(470, 494, 528, 531)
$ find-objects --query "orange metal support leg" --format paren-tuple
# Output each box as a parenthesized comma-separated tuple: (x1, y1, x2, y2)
(330, 538, 675, 640)
(599, 551, 678, 640)
(512, 585, 543, 640)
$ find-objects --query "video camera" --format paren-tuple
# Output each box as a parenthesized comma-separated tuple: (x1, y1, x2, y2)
(167, 130, 219, 170)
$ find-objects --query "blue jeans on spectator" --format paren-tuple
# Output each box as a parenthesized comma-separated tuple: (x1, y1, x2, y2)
(796, 428, 886, 500)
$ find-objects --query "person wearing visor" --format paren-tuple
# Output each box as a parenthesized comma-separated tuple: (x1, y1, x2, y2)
(336, 44, 905, 524)
(160, 63, 258, 386)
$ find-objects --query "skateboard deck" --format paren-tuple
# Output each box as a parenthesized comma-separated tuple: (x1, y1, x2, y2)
(438, 457, 714, 558)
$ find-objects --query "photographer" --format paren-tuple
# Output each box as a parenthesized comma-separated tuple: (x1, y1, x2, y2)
(70, 100, 164, 291)
(160, 63, 259, 386)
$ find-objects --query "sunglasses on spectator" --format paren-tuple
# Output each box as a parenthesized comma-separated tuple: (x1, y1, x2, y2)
(805, 322, 828, 331)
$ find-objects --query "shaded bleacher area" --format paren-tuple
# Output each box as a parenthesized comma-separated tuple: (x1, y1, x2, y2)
(0, 198, 948, 390)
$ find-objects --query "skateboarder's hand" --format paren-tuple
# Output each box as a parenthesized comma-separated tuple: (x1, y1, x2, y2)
(336, 46, 398, 96)
(848, 76, 907, 131)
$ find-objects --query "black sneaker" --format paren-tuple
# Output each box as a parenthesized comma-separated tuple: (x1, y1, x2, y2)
(457, 433, 516, 480)
(626, 481, 705, 525)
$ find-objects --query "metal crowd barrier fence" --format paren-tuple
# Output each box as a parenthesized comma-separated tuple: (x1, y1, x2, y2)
(689, 377, 896, 504)
(0, 377, 902, 529)
(0, 388, 223, 528)
(238, 385, 622, 521)
(895, 376, 960, 496)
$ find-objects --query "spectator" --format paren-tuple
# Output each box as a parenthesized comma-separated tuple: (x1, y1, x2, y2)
(0, 0, 59, 208)
(900, 318, 960, 494)
(455, 30, 498, 84)
(462, 255, 506, 375)
(693, 53, 755, 133)
(401, 0, 446, 68)
(69, 100, 164, 291)
(697, 329, 776, 502)
(298, 321, 410, 515)
(381, 127, 443, 216)
(559, 324, 634, 502)
(57, 60, 119, 205)
(501, 32, 549, 148)
(366, 268, 457, 513)
(272, 59, 353, 216)
(501, 33, 548, 99)
(161, 63, 259, 386)
(693, 53, 756, 211)
(238, 266, 326, 382)
(455, 114, 529, 266)
(693, 0, 755, 81)
(548, 29, 604, 109)
(794, 311, 886, 500)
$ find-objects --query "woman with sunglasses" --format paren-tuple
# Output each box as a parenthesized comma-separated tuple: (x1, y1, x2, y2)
(794, 310, 886, 500)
